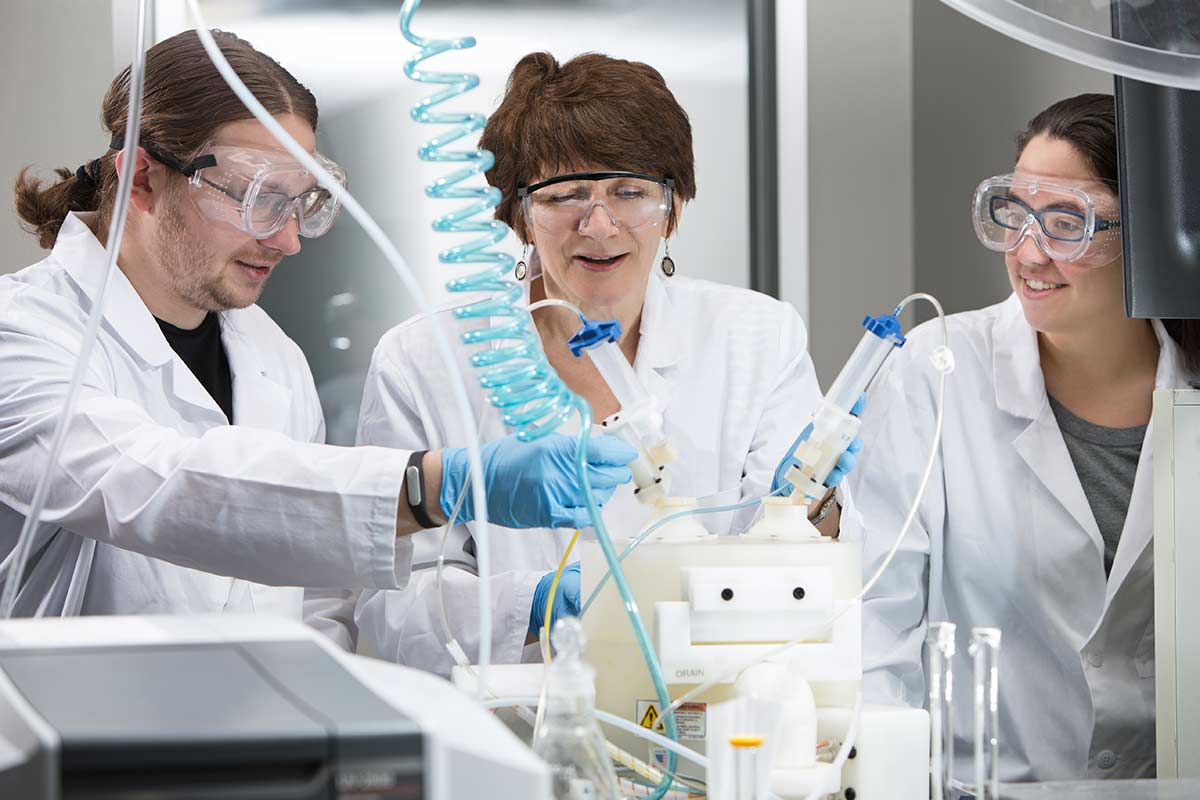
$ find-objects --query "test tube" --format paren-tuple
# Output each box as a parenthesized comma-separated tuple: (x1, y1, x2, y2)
(729, 736, 764, 800)
(926, 622, 956, 800)
(970, 628, 1002, 800)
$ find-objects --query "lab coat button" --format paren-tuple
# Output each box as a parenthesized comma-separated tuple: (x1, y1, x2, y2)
(1087, 651, 1103, 668)
(1098, 750, 1117, 770)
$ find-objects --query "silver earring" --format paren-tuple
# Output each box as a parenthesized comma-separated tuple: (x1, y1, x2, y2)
(660, 240, 676, 277)
(515, 244, 529, 280)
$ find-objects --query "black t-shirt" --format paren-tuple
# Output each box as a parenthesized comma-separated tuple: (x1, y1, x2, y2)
(156, 312, 234, 424)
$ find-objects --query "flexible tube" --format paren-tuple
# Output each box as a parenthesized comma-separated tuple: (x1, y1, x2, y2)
(664, 294, 950, 717)
(182, 3, 495, 693)
(581, 485, 789, 616)
(802, 693, 863, 800)
(477, 695, 700, 772)
(397, 6, 681, 791)
(574, 404, 679, 798)
(0, 0, 150, 619)
(398, 2, 575, 441)
(433, 297, 581, 665)
(540, 529, 580, 665)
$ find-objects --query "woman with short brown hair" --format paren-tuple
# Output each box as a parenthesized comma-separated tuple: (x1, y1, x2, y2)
(352, 52, 840, 674)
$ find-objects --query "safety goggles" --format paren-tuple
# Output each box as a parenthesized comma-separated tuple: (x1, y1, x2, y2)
(973, 172, 1121, 266)
(518, 172, 674, 236)
(141, 139, 346, 240)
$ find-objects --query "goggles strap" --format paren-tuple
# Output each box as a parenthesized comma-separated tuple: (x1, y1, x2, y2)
(108, 132, 217, 178)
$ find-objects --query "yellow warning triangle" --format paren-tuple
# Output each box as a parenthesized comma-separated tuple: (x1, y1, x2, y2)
(639, 704, 659, 730)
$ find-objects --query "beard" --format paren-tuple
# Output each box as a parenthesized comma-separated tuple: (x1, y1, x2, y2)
(153, 189, 266, 312)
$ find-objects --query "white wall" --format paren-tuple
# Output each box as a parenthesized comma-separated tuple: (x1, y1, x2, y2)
(804, 0, 915, 386)
(911, 0, 1112, 320)
(0, 0, 115, 273)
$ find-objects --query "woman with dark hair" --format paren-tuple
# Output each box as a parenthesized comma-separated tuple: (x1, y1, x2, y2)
(351, 52, 850, 674)
(848, 93, 1200, 782)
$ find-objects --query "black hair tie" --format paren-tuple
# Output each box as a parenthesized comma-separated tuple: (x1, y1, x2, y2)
(75, 158, 102, 187)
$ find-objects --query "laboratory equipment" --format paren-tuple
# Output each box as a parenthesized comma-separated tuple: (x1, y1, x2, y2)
(568, 317, 677, 504)
(1152, 388, 1200, 779)
(1112, 2, 1200, 319)
(532, 618, 621, 800)
(970, 628, 1002, 800)
(781, 311, 906, 504)
(0, 615, 549, 799)
(927, 622, 957, 800)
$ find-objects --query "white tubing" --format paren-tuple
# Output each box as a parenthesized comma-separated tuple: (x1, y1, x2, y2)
(183, 3, 494, 696)
(0, 0, 150, 619)
(802, 693, 863, 800)
(666, 294, 951, 716)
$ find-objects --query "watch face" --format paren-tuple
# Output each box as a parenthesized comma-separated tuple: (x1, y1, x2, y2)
(405, 464, 423, 506)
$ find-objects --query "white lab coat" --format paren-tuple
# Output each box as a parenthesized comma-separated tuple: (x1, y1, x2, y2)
(0, 213, 413, 633)
(353, 271, 822, 676)
(842, 294, 1194, 782)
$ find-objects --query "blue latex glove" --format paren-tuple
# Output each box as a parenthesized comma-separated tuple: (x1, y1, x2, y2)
(771, 394, 867, 497)
(440, 433, 636, 530)
(529, 561, 581, 636)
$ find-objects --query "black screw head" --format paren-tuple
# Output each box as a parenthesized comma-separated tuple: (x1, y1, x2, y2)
(845, 788, 857, 800)
(848, 746, 857, 759)
(793, 587, 806, 600)
(721, 588, 734, 601)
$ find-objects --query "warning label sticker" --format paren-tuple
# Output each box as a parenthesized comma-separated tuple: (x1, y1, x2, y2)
(635, 699, 706, 739)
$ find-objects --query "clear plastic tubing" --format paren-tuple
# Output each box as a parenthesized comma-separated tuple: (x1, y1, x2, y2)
(574, 413, 679, 798)
(397, 5, 681, 795)
(0, 0, 150, 619)
(184, 3, 493, 690)
(927, 621, 957, 800)
(970, 627, 1002, 800)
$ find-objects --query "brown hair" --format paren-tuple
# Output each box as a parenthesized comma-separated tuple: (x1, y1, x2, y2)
(479, 52, 696, 242)
(1017, 93, 1200, 374)
(14, 29, 318, 249)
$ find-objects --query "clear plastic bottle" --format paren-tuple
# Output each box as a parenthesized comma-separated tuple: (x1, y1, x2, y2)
(532, 618, 621, 800)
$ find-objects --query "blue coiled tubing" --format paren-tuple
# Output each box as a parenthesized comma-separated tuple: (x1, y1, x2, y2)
(398, 4, 680, 795)
(398, 3, 574, 441)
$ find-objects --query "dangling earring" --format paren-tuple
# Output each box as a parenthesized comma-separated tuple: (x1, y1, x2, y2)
(515, 244, 529, 280)
(660, 239, 676, 277)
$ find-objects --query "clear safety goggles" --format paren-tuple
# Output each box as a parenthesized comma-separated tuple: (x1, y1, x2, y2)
(143, 140, 346, 240)
(973, 172, 1121, 266)
(518, 172, 674, 236)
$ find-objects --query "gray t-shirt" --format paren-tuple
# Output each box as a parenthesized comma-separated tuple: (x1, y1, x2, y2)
(1049, 396, 1147, 577)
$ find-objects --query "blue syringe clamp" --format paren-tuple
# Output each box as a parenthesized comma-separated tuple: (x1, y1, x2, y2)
(863, 313, 907, 347)
(567, 318, 623, 358)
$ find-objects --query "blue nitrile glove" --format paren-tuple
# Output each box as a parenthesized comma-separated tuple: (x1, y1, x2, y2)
(771, 394, 867, 497)
(529, 561, 581, 636)
(440, 433, 637, 530)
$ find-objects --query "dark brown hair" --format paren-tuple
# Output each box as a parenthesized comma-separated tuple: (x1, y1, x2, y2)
(1017, 93, 1200, 374)
(479, 52, 696, 242)
(14, 29, 318, 249)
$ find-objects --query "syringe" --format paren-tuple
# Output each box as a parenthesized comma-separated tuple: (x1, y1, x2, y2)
(568, 318, 676, 504)
(784, 311, 906, 503)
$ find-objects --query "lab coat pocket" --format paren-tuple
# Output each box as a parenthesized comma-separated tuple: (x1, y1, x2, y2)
(1135, 619, 1154, 679)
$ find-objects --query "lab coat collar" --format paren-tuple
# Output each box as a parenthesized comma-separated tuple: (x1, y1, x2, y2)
(514, 264, 681, 370)
(1101, 318, 1189, 605)
(55, 212, 176, 369)
(991, 294, 1042, 421)
(991, 291, 1193, 613)
(218, 309, 294, 430)
(55, 213, 291, 428)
